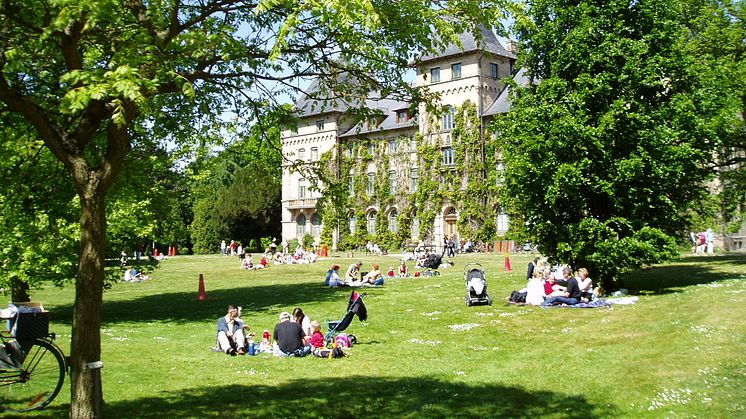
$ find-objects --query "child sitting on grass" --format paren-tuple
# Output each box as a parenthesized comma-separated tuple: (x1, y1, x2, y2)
(308, 320, 326, 357)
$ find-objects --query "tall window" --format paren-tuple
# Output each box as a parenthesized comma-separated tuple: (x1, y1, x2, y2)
(410, 168, 419, 192)
(497, 208, 509, 232)
(298, 178, 306, 198)
(430, 67, 440, 83)
(348, 175, 355, 196)
(496, 161, 505, 186)
(389, 210, 398, 233)
(346, 144, 354, 157)
(298, 148, 306, 161)
(367, 211, 377, 234)
(311, 213, 321, 236)
(490, 63, 499, 79)
(412, 217, 420, 239)
(410, 138, 417, 151)
(388, 170, 397, 193)
(310, 147, 318, 161)
(388, 139, 398, 154)
(296, 213, 306, 236)
(451, 62, 462, 79)
(442, 106, 454, 130)
(349, 214, 357, 234)
(442, 147, 455, 166)
(367, 172, 375, 195)
(316, 120, 325, 131)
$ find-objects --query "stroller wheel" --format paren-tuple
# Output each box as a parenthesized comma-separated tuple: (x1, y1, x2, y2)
(465, 297, 472, 306)
(349, 335, 357, 345)
(434, 271, 440, 277)
(487, 296, 493, 305)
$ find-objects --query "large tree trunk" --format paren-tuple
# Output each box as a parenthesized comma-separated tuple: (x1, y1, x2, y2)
(70, 186, 106, 418)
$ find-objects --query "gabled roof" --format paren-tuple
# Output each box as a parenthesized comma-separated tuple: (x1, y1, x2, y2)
(419, 26, 516, 63)
(340, 100, 416, 138)
(483, 69, 531, 117)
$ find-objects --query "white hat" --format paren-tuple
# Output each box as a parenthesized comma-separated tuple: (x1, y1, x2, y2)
(279, 311, 291, 321)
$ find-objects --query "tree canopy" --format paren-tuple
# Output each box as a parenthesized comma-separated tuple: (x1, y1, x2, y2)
(0, 0, 513, 416)
(495, 0, 742, 288)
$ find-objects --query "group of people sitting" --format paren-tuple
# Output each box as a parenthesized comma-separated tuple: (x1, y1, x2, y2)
(123, 266, 151, 282)
(215, 305, 345, 358)
(324, 260, 412, 287)
(240, 253, 269, 270)
(509, 258, 598, 306)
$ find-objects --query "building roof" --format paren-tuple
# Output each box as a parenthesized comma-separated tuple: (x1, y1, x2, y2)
(419, 26, 516, 63)
(294, 77, 356, 117)
(482, 69, 530, 117)
(340, 99, 416, 138)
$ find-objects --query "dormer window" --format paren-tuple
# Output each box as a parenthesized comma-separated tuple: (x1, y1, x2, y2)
(396, 110, 408, 123)
(316, 120, 325, 131)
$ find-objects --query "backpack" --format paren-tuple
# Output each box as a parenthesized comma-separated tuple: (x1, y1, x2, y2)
(509, 290, 527, 303)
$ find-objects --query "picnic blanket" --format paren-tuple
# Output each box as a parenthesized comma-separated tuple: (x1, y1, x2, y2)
(545, 299, 612, 308)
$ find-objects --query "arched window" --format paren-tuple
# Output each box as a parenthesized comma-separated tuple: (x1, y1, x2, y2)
(296, 213, 306, 236)
(311, 213, 321, 236)
(442, 106, 454, 130)
(497, 208, 509, 233)
(389, 210, 398, 233)
(367, 211, 377, 235)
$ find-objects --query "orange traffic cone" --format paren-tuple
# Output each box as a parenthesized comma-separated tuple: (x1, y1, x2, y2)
(505, 252, 512, 272)
(197, 273, 208, 300)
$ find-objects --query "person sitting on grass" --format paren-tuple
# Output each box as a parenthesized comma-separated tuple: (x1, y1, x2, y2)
(217, 305, 251, 356)
(307, 320, 326, 357)
(272, 311, 311, 357)
(345, 261, 362, 284)
(325, 264, 344, 287)
(398, 261, 409, 277)
(358, 263, 384, 286)
(576, 268, 594, 302)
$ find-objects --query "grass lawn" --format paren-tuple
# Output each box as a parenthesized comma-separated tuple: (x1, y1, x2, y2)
(13, 252, 746, 418)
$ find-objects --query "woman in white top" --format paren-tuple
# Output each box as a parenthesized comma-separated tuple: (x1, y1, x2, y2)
(293, 307, 313, 337)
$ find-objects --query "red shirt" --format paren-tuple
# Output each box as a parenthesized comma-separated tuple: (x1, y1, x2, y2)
(543, 280, 555, 295)
(308, 331, 325, 348)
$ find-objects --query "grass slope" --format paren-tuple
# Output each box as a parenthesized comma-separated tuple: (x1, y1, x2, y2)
(16, 253, 746, 418)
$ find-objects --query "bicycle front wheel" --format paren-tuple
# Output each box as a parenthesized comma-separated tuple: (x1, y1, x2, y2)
(0, 339, 66, 412)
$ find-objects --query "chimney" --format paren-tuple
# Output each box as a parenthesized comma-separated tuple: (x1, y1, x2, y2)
(506, 40, 519, 55)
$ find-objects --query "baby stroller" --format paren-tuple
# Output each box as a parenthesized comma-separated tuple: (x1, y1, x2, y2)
(421, 253, 442, 277)
(325, 291, 367, 347)
(464, 262, 492, 306)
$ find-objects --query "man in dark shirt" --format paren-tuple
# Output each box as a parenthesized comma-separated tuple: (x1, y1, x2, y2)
(527, 257, 539, 280)
(541, 273, 582, 307)
(272, 311, 310, 357)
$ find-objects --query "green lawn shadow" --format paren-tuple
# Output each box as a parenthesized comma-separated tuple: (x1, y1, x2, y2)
(619, 254, 746, 295)
(40, 376, 618, 418)
(50, 283, 362, 325)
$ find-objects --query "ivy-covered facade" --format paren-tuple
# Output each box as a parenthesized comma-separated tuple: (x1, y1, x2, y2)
(281, 28, 519, 251)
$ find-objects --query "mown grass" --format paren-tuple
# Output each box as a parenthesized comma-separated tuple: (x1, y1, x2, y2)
(13, 252, 746, 418)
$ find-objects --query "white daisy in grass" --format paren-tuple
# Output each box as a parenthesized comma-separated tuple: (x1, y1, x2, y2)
(448, 323, 480, 331)
(408, 338, 441, 346)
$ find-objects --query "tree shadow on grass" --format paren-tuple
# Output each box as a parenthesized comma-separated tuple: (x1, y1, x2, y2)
(38, 375, 619, 418)
(50, 283, 363, 326)
(619, 254, 746, 295)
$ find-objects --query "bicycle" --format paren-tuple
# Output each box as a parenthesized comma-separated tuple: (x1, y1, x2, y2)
(0, 314, 67, 413)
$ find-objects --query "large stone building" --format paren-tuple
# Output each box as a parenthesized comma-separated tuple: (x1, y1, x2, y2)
(280, 28, 521, 250)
